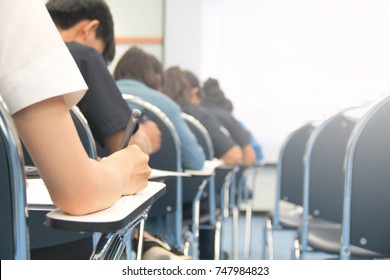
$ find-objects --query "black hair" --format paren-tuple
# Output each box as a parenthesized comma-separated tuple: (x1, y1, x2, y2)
(46, 0, 115, 64)
(182, 70, 205, 100)
(203, 78, 233, 112)
(114, 47, 162, 90)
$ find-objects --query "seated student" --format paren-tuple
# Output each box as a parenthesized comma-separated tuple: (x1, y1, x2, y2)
(1, 0, 150, 259)
(161, 67, 244, 166)
(200, 77, 264, 164)
(47, 0, 160, 155)
(46, 0, 191, 260)
(27, 0, 161, 260)
(219, 98, 264, 164)
(114, 46, 205, 170)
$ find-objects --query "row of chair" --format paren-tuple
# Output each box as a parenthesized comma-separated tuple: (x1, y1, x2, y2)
(123, 94, 259, 260)
(264, 93, 390, 260)
(0, 90, 259, 260)
(0, 95, 167, 260)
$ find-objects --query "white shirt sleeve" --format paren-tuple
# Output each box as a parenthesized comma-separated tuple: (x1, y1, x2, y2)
(0, 0, 87, 114)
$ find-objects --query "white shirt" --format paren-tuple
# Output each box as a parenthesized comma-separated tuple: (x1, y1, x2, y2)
(0, 0, 87, 114)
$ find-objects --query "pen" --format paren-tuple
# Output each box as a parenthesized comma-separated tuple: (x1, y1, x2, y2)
(119, 109, 142, 149)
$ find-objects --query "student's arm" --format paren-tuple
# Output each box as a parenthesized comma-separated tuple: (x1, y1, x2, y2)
(13, 96, 151, 216)
(220, 145, 243, 165)
(134, 120, 161, 154)
(241, 144, 256, 166)
(220, 114, 256, 165)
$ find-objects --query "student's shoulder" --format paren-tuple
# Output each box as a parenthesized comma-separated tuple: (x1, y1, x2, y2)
(66, 42, 103, 63)
(150, 89, 181, 111)
(183, 105, 209, 121)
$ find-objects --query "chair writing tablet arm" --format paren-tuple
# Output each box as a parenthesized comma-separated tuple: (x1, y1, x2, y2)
(45, 182, 165, 233)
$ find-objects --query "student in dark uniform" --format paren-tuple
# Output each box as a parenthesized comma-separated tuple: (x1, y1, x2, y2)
(161, 66, 245, 166)
(47, 0, 161, 156)
(200, 84, 264, 163)
(200, 77, 257, 165)
(30, 0, 163, 260)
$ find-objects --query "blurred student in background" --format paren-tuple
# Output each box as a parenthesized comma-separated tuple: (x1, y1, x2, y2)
(162, 66, 246, 166)
(202, 78, 264, 163)
(114, 46, 205, 170)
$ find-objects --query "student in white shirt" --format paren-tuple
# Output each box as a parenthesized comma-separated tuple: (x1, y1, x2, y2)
(0, 0, 151, 216)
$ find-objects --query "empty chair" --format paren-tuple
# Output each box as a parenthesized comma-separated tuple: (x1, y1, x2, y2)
(263, 121, 319, 259)
(0, 97, 29, 260)
(341, 94, 390, 259)
(297, 106, 368, 259)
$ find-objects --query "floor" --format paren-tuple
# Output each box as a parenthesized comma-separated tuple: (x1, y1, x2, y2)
(220, 164, 337, 260)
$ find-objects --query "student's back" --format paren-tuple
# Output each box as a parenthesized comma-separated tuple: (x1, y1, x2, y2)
(162, 67, 244, 165)
(183, 104, 238, 160)
(114, 47, 205, 170)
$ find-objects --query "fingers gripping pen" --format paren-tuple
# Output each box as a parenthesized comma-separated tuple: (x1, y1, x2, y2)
(119, 109, 142, 149)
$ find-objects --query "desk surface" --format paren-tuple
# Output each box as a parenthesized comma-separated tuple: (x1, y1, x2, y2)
(45, 181, 166, 232)
(150, 168, 190, 180)
(185, 158, 226, 176)
(27, 168, 184, 208)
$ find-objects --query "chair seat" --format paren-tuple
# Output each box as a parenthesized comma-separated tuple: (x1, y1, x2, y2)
(269, 206, 303, 229)
(307, 219, 342, 254)
(307, 218, 384, 258)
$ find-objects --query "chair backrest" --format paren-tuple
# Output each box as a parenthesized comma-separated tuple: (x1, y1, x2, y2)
(341, 94, 390, 259)
(70, 107, 97, 160)
(305, 107, 367, 223)
(277, 122, 318, 206)
(299, 107, 368, 251)
(272, 121, 318, 226)
(0, 97, 29, 260)
(180, 113, 217, 220)
(122, 94, 183, 248)
(181, 113, 214, 160)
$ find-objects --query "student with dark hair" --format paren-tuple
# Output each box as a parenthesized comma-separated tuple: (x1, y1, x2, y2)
(163, 67, 244, 165)
(46, 0, 161, 155)
(47, 2, 193, 259)
(27, 0, 161, 260)
(183, 69, 259, 165)
(46, 0, 115, 64)
(202, 77, 264, 163)
(114, 46, 205, 170)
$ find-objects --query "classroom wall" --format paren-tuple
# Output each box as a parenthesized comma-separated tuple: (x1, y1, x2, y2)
(106, 0, 164, 72)
(165, 0, 390, 163)
(109, 0, 390, 163)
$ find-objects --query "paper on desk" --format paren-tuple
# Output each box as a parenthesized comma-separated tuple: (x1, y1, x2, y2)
(26, 178, 54, 207)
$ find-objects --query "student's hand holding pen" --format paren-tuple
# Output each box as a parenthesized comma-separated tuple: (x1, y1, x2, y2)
(106, 109, 151, 195)
(100, 145, 151, 195)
